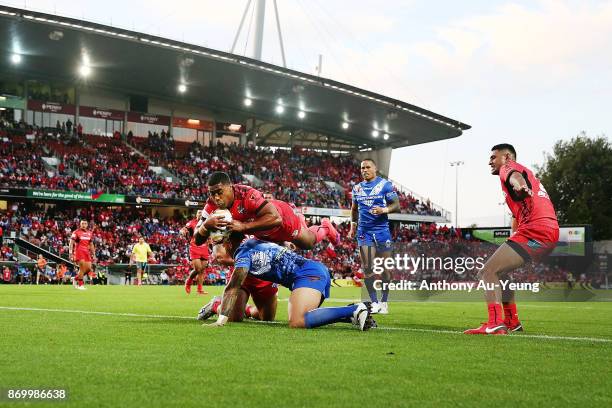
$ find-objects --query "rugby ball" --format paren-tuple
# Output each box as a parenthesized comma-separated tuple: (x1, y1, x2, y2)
(209, 209, 233, 243)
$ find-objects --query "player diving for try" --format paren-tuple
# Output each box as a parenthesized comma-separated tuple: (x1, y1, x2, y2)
(204, 238, 375, 331)
(193, 171, 340, 250)
(348, 159, 400, 314)
(464, 143, 559, 335)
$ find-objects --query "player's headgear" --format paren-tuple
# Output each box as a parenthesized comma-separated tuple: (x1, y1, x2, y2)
(491, 143, 517, 159)
(207, 172, 231, 186)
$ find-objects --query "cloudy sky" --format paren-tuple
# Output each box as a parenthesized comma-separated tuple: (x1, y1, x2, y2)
(6, 0, 611, 226)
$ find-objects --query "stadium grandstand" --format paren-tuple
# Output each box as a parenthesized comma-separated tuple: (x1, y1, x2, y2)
(0, 4, 473, 281)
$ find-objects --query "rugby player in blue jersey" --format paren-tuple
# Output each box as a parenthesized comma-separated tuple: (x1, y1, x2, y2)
(348, 159, 400, 314)
(204, 238, 374, 331)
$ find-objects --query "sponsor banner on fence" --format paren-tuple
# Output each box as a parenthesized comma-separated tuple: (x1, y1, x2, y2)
(79, 106, 124, 121)
(127, 111, 171, 126)
(27, 100, 76, 115)
(27, 189, 125, 203)
(124, 196, 203, 207)
(0, 188, 200, 208)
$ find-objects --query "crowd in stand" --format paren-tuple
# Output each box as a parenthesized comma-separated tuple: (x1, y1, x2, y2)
(0, 202, 581, 286)
(0, 119, 443, 216)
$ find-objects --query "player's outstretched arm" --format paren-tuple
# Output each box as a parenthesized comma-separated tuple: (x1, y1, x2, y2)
(509, 172, 532, 200)
(206, 267, 248, 327)
(232, 202, 282, 233)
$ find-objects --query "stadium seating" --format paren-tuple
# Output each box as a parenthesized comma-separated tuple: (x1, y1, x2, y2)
(1, 120, 443, 215)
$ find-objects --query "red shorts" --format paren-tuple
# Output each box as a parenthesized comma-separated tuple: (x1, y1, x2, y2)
(507, 223, 559, 262)
(189, 244, 210, 261)
(254, 200, 305, 243)
(241, 275, 278, 305)
(75, 249, 92, 263)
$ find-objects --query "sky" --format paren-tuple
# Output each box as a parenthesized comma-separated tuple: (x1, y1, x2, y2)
(5, 0, 611, 226)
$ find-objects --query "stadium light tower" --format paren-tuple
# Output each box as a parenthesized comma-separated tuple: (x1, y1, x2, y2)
(231, 0, 287, 67)
(449, 161, 464, 227)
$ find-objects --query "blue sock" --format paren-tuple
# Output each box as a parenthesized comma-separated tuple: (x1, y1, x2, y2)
(365, 276, 378, 303)
(304, 305, 358, 329)
(381, 287, 389, 302)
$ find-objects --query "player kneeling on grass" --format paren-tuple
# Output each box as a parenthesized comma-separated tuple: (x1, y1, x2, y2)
(198, 235, 278, 322)
(204, 238, 374, 331)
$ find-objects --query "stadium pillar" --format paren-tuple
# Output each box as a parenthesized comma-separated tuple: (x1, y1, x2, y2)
(250, 118, 257, 147)
(124, 96, 129, 137)
(23, 80, 29, 121)
(75, 86, 80, 128)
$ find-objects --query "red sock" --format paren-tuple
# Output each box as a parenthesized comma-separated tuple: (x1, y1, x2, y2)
(197, 283, 203, 292)
(212, 298, 221, 314)
(487, 303, 503, 324)
(78, 279, 84, 287)
(245, 305, 257, 318)
(308, 225, 329, 243)
(503, 303, 518, 322)
(186, 278, 193, 286)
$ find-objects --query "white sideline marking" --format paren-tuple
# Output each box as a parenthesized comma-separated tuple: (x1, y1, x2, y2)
(0, 306, 193, 320)
(1, 306, 611, 343)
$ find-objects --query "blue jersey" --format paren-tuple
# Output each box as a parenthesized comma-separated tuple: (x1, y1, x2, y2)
(352, 177, 398, 232)
(234, 239, 311, 289)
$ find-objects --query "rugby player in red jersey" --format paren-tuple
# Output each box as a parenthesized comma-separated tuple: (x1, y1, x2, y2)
(69, 220, 95, 291)
(194, 172, 339, 249)
(465, 144, 559, 335)
(197, 232, 278, 322)
(181, 210, 209, 295)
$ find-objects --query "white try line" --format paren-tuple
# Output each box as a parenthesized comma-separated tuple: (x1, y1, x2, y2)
(1, 306, 611, 344)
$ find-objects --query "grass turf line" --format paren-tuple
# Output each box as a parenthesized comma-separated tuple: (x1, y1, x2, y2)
(0, 285, 610, 408)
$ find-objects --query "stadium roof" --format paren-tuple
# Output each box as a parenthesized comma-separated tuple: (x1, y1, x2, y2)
(0, 5, 470, 151)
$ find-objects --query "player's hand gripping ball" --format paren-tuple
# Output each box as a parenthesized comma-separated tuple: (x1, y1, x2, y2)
(209, 209, 233, 244)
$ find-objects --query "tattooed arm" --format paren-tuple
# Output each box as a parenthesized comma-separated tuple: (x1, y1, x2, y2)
(206, 267, 249, 327)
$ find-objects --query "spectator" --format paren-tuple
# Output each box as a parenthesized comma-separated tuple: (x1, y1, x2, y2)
(36, 254, 47, 284)
(160, 270, 169, 285)
(2, 265, 11, 283)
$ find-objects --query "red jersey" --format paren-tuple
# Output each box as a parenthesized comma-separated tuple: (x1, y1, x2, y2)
(71, 228, 93, 262)
(203, 184, 267, 223)
(71, 229, 93, 252)
(185, 218, 201, 246)
(203, 185, 304, 243)
(499, 161, 558, 228)
(186, 218, 209, 260)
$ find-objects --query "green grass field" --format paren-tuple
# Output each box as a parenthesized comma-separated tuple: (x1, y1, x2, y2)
(1, 285, 611, 407)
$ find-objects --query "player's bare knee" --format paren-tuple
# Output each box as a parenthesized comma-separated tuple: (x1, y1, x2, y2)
(288, 318, 306, 328)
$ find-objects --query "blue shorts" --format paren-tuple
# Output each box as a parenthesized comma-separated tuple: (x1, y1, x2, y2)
(291, 261, 330, 299)
(136, 262, 147, 270)
(357, 228, 393, 251)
